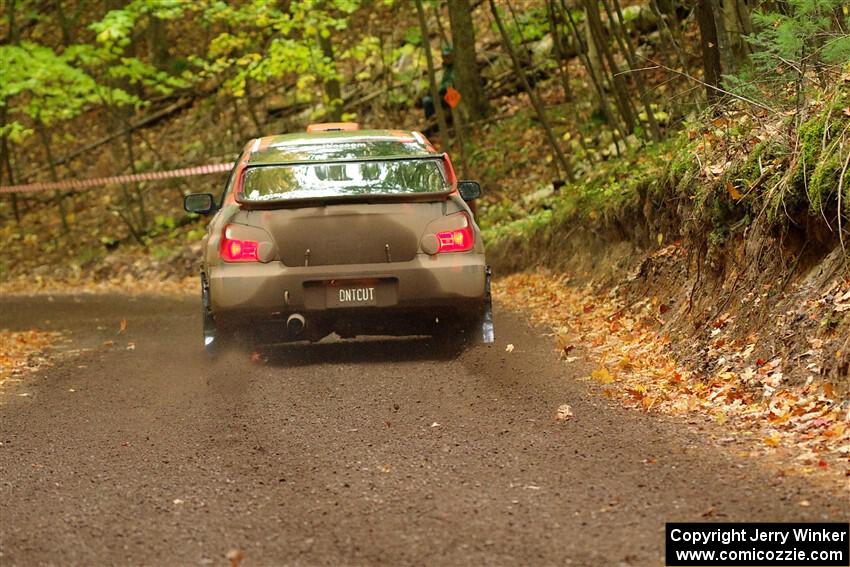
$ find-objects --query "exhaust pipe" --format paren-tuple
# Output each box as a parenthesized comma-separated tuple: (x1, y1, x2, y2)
(287, 313, 306, 337)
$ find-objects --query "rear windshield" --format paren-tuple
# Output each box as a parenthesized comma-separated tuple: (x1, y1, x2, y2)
(239, 159, 449, 202)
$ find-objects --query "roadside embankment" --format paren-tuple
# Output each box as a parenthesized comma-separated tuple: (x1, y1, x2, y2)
(486, 96, 850, 482)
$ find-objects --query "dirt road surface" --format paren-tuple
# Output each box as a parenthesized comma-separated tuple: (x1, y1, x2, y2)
(0, 295, 845, 566)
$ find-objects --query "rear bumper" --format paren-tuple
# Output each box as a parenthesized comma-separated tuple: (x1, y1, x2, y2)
(207, 252, 486, 319)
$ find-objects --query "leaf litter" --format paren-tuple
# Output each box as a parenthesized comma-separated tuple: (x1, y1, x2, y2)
(495, 271, 850, 485)
(0, 329, 65, 389)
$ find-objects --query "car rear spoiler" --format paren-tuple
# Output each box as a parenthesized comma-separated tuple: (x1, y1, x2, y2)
(234, 153, 458, 208)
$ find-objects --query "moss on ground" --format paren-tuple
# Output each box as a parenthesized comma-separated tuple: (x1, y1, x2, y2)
(482, 92, 850, 259)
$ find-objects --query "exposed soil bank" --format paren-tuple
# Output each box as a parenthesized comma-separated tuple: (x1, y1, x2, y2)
(487, 196, 850, 397)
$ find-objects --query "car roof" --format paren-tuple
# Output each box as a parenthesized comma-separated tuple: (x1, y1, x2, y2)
(246, 129, 438, 165)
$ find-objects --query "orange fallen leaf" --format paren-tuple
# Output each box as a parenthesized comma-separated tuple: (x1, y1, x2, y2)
(591, 367, 614, 384)
(764, 432, 781, 447)
(118, 319, 127, 334)
(823, 383, 834, 398)
(556, 404, 574, 421)
(726, 180, 743, 200)
(823, 422, 846, 438)
(626, 384, 647, 400)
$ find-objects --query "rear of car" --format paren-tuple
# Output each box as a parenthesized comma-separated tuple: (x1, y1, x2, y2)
(185, 127, 493, 352)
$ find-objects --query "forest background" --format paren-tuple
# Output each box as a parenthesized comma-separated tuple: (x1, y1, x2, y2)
(1, 0, 849, 478)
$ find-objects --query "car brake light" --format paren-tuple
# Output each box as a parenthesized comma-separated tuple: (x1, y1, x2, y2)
(220, 227, 259, 262)
(436, 215, 474, 253)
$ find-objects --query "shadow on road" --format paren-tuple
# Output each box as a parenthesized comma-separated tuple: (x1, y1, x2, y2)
(257, 335, 465, 368)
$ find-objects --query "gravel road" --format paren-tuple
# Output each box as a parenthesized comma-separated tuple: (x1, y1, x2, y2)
(0, 295, 844, 566)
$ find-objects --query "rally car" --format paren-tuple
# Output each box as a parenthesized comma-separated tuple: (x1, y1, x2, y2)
(183, 123, 493, 353)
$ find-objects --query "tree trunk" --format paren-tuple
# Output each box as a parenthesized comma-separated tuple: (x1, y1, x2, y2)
(604, 0, 662, 140)
(6, 0, 18, 43)
(0, 108, 21, 224)
(318, 31, 343, 121)
(648, 0, 692, 75)
(489, 0, 573, 181)
(724, 0, 754, 61)
(432, 2, 451, 47)
(415, 0, 452, 153)
(36, 121, 70, 235)
(558, 0, 624, 143)
(242, 80, 264, 136)
(107, 111, 142, 230)
(546, 0, 573, 103)
(2, 1, 20, 223)
(123, 127, 148, 229)
(582, 0, 637, 133)
(696, 0, 724, 103)
(55, 0, 75, 45)
(146, 13, 170, 69)
(446, 0, 491, 120)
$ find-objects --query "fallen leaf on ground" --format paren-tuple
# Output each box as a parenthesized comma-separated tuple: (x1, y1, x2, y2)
(726, 180, 743, 200)
(591, 367, 615, 384)
(556, 404, 573, 421)
(0, 329, 64, 388)
(764, 431, 781, 447)
(494, 272, 850, 480)
(226, 548, 244, 567)
(505, 344, 515, 352)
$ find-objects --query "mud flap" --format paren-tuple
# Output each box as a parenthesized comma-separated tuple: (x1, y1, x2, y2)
(481, 266, 495, 344)
(201, 275, 221, 355)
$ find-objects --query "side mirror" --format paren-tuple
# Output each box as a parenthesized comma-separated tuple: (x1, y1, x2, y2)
(457, 180, 481, 201)
(184, 193, 216, 215)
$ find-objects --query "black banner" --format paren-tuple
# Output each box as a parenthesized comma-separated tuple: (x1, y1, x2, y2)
(666, 523, 849, 566)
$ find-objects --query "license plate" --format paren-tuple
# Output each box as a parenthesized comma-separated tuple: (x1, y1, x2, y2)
(328, 285, 377, 307)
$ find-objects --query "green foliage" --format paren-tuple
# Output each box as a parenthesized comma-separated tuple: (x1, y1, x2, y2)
(0, 42, 101, 132)
(84, 2, 193, 98)
(1, 0, 195, 148)
(1, 0, 377, 158)
(490, 5, 550, 45)
(481, 134, 678, 247)
(792, 95, 849, 214)
(728, 0, 849, 107)
(186, 0, 369, 118)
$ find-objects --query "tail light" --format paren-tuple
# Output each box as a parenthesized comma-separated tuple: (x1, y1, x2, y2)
(220, 226, 259, 262)
(436, 214, 474, 253)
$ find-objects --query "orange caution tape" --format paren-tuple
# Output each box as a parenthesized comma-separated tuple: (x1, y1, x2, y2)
(0, 162, 235, 194)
